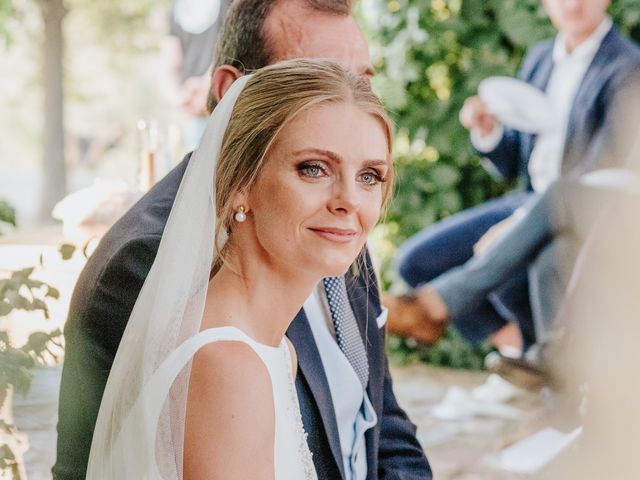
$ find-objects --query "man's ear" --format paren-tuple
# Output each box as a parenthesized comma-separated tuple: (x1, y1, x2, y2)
(211, 65, 244, 102)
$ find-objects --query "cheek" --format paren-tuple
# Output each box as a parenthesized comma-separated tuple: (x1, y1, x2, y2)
(253, 175, 319, 237)
(359, 191, 384, 233)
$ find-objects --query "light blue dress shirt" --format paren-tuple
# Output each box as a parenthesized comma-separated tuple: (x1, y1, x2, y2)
(304, 284, 378, 480)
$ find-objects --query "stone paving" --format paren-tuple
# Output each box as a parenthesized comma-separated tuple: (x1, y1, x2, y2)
(390, 363, 545, 480)
(13, 366, 61, 480)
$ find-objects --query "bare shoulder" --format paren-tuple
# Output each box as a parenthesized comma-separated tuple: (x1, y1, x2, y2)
(184, 341, 275, 480)
(192, 340, 271, 386)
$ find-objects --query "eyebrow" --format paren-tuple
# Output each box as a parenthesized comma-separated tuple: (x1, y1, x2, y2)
(293, 148, 388, 167)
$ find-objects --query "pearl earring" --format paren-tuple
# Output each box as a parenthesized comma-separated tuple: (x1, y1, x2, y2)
(234, 206, 247, 222)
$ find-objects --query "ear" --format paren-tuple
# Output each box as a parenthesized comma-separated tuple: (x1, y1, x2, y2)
(211, 65, 244, 102)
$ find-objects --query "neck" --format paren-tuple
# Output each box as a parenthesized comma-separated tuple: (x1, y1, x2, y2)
(564, 33, 588, 53)
(563, 18, 605, 54)
(203, 251, 319, 347)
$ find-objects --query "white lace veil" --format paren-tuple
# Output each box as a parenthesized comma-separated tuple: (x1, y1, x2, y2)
(86, 74, 253, 479)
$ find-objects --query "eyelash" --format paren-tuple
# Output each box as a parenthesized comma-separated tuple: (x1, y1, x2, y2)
(359, 171, 387, 186)
(298, 162, 327, 178)
(297, 162, 387, 185)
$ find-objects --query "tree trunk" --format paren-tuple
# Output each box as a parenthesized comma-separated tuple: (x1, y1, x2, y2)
(37, 0, 67, 223)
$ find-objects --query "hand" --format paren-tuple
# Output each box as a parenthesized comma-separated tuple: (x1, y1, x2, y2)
(459, 96, 497, 137)
(473, 214, 517, 255)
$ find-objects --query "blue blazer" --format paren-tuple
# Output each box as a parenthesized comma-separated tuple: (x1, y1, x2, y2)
(53, 154, 432, 480)
(484, 27, 640, 189)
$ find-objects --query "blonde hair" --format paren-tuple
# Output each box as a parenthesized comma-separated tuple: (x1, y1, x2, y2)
(213, 59, 393, 273)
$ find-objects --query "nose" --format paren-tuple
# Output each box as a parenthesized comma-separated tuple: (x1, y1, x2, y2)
(327, 176, 360, 215)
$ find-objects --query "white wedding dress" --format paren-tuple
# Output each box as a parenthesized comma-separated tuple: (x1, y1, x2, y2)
(97, 326, 317, 479)
(87, 75, 318, 479)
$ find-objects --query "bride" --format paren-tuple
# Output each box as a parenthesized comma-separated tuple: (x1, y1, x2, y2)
(85, 59, 393, 479)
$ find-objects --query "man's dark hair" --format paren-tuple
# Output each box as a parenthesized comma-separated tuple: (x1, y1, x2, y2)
(206, 0, 352, 113)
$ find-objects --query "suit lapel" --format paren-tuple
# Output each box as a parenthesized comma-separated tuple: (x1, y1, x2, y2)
(522, 48, 555, 165)
(563, 28, 615, 172)
(569, 28, 614, 120)
(287, 309, 346, 479)
(344, 264, 380, 347)
(345, 268, 384, 478)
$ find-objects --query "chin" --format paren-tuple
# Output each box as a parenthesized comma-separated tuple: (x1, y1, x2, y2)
(319, 254, 359, 278)
(323, 264, 351, 278)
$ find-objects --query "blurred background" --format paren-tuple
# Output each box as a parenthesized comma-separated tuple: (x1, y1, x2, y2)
(1, 0, 639, 478)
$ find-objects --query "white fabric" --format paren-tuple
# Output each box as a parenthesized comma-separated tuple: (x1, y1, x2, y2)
(580, 168, 640, 196)
(86, 74, 317, 479)
(173, 0, 221, 34)
(472, 17, 612, 192)
(304, 285, 377, 480)
(376, 306, 389, 328)
(93, 326, 314, 479)
(528, 16, 612, 192)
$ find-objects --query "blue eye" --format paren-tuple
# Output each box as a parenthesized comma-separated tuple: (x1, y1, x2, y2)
(359, 170, 384, 185)
(361, 173, 375, 184)
(305, 166, 322, 176)
(298, 162, 327, 178)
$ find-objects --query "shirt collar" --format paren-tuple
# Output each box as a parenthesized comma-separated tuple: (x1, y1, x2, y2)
(553, 16, 613, 63)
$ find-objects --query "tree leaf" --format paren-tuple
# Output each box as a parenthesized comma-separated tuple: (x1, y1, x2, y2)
(58, 243, 76, 260)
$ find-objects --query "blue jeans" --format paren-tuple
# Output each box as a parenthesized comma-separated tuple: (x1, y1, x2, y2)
(425, 178, 626, 353)
(429, 191, 552, 349)
(395, 191, 534, 347)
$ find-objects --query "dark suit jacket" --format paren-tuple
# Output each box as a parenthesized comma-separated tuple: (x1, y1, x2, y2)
(483, 27, 640, 189)
(53, 154, 432, 480)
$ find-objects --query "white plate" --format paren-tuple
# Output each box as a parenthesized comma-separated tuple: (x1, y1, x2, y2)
(479, 76, 558, 134)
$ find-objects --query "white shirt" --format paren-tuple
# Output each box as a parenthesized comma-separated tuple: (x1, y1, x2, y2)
(473, 17, 613, 192)
(304, 284, 378, 480)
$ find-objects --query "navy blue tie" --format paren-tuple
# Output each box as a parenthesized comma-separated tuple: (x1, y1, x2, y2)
(323, 276, 369, 388)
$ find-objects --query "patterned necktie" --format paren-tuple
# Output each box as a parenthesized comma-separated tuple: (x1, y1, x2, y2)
(323, 276, 369, 389)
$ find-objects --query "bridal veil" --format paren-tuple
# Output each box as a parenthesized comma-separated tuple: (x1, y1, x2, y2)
(86, 75, 252, 479)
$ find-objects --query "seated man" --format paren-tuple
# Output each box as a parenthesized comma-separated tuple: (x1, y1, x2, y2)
(53, 1, 431, 479)
(386, 160, 640, 387)
(387, 0, 640, 352)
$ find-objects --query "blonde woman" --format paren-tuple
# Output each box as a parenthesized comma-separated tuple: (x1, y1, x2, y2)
(86, 59, 393, 479)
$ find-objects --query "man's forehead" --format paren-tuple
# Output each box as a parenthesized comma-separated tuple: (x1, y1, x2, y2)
(264, 2, 374, 77)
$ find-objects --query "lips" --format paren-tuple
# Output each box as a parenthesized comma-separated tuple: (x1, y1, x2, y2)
(308, 227, 358, 243)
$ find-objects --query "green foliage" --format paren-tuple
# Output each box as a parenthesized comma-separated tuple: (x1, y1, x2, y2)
(0, 442, 20, 480)
(364, 0, 640, 368)
(0, 0, 12, 46)
(387, 328, 494, 370)
(364, 0, 554, 252)
(58, 243, 76, 260)
(0, 267, 63, 395)
(0, 330, 62, 396)
(0, 268, 60, 319)
(0, 200, 16, 235)
(366, 0, 640, 249)
(0, 267, 62, 476)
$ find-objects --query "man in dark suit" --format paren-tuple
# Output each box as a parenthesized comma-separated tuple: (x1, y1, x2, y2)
(387, 0, 640, 353)
(53, 1, 432, 479)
